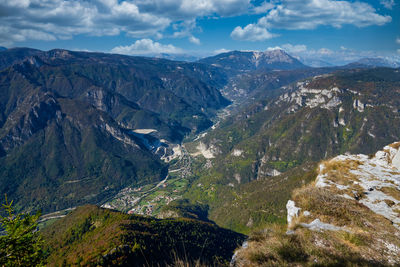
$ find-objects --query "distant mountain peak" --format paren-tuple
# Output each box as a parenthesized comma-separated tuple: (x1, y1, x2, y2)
(347, 57, 400, 68)
(198, 48, 307, 73)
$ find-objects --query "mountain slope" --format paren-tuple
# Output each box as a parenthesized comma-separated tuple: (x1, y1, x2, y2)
(220, 67, 336, 104)
(181, 67, 400, 232)
(42, 205, 245, 266)
(0, 47, 42, 70)
(191, 67, 400, 176)
(198, 49, 307, 74)
(1, 49, 229, 136)
(0, 48, 230, 213)
(346, 57, 400, 68)
(0, 91, 167, 213)
(233, 142, 400, 266)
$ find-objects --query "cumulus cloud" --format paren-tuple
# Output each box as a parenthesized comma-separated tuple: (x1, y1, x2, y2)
(189, 36, 201, 45)
(281, 44, 307, 53)
(265, 46, 282, 51)
(380, 0, 395, 9)
(318, 48, 333, 55)
(214, 48, 230, 54)
(396, 37, 400, 44)
(136, 0, 251, 19)
(0, 0, 252, 46)
(231, 24, 276, 41)
(111, 39, 183, 55)
(263, 0, 391, 29)
(0, 0, 171, 46)
(252, 1, 274, 14)
(269, 43, 400, 66)
(231, 0, 391, 41)
(171, 19, 199, 39)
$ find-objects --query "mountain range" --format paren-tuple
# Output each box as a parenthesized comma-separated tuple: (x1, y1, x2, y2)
(198, 49, 307, 74)
(1, 46, 400, 266)
(183, 67, 400, 232)
(0, 47, 229, 212)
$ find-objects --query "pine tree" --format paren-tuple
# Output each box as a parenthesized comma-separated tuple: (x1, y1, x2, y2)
(0, 196, 46, 266)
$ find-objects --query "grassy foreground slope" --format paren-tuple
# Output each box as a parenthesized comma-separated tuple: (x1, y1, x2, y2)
(233, 143, 400, 266)
(42, 205, 246, 266)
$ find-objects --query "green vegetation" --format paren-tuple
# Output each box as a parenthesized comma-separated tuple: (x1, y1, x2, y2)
(173, 68, 400, 233)
(0, 98, 167, 213)
(0, 48, 231, 213)
(42, 205, 245, 266)
(234, 225, 388, 267)
(0, 196, 46, 266)
(175, 162, 318, 234)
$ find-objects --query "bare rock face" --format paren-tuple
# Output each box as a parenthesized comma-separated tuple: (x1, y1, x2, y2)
(0, 92, 61, 152)
(232, 142, 400, 266)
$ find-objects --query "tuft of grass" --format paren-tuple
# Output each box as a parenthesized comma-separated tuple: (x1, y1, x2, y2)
(320, 159, 361, 186)
(292, 187, 365, 227)
(388, 142, 400, 149)
(380, 186, 400, 202)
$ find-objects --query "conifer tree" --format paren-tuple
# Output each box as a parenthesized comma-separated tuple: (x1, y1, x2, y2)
(0, 196, 46, 266)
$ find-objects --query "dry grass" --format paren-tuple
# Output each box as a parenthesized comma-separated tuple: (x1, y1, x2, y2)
(381, 186, 400, 202)
(388, 142, 400, 149)
(319, 159, 362, 186)
(169, 257, 210, 267)
(234, 225, 309, 267)
(292, 186, 367, 227)
(234, 224, 391, 267)
(235, 181, 400, 266)
(234, 152, 400, 266)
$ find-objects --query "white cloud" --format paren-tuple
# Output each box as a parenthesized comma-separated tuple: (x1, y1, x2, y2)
(111, 39, 184, 55)
(318, 48, 333, 55)
(231, 0, 391, 41)
(281, 44, 307, 53)
(171, 19, 198, 39)
(231, 24, 276, 41)
(396, 37, 400, 45)
(214, 48, 230, 54)
(270, 43, 400, 66)
(252, 1, 274, 14)
(398, 49, 400, 55)
(266, 46, 283, 51)
(0, 0, 171, 45)
(0, 0, 252, 45)
(136, 0, 251, 19)
(189, 36, 201, 45)
(263, 0, 391, 29)
(380, 0, 395, 9)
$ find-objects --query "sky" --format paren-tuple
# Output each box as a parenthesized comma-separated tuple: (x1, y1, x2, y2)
(0, 0, 399, 64)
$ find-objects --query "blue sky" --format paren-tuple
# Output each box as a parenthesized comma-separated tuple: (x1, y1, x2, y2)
(1, 0, 399, 64)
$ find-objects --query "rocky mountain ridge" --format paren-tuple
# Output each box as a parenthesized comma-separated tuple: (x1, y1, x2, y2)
(198, 49, 307, 74)
(191, 68, 400, 177)
(0, 48, 230, 212)
(178, 67, 400, 233)
(233, 142, 400, 266)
